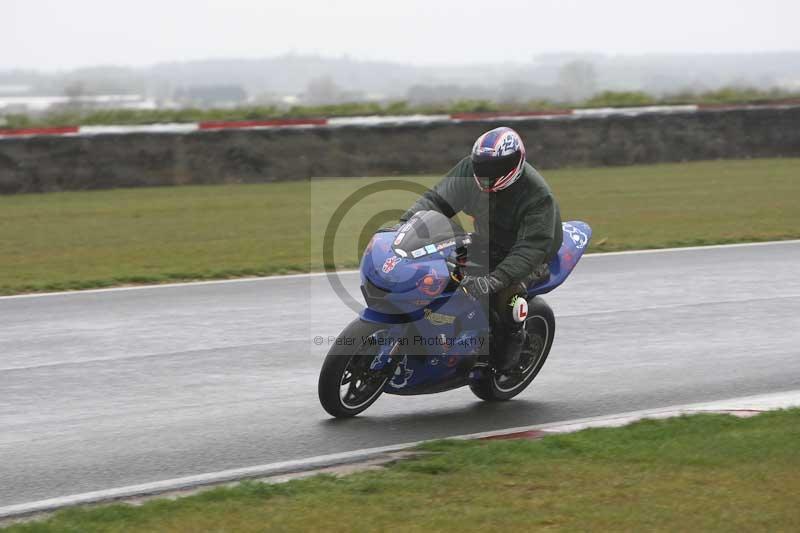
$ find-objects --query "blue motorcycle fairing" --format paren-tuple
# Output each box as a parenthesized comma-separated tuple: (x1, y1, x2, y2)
(370, 289, 491, 395)
(361, 231, 452, 315)
(528, 220, 592, 297)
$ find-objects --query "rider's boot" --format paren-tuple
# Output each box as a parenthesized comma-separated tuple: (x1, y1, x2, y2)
(495, 325, 526, 372)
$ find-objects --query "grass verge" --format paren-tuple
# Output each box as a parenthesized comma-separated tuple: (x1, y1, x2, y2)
(5, 409, 800, 532)
(1, 158, 799, 295)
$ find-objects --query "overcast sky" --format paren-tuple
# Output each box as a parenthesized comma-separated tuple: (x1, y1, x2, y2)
(5, 0, 800, 71)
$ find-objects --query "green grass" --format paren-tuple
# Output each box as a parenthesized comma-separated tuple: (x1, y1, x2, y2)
(1, 158, 799, 295)
(5, 409, 800, 532)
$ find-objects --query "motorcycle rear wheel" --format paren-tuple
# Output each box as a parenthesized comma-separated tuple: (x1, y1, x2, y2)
(469, 297, 555, 402)
(318, 319, 391, 418)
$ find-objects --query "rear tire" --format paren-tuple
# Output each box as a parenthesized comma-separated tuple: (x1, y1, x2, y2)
(318, 319, 392, 418)
(470, 297, 555, 402)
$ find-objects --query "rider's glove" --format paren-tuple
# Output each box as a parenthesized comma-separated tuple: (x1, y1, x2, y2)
(460, 274, 505, 298)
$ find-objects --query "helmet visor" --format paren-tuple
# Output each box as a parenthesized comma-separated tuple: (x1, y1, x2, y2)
(472, 152, 521, 185)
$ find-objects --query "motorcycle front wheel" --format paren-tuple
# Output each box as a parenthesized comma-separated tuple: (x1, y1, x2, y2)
(318, 319, 392, 418)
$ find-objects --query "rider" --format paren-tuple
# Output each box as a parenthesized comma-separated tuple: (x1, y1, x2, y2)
(398, 126, 562, 371)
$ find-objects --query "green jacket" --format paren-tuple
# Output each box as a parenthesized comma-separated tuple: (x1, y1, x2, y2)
(401, 157, 562, 286)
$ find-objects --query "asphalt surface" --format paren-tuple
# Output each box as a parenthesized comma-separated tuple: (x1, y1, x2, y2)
(1, 241, 799, 508)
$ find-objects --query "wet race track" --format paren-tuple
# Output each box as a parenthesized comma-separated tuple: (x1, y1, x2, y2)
(1, 241, 799, 507)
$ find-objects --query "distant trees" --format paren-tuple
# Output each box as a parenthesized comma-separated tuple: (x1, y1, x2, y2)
(557, 61, 597, 102)
(174, 86, 247, 108)
(305, 76, 341, 105)
(303, 76, 367, 105)
(405, 66, 601, 107)
(406, 84, 495, 106)
(63, 81, 87, 110)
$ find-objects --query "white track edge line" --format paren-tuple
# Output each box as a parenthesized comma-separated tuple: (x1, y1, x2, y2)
(2, 239, 798, 301)
(581, 239, 800, 257)
(2, 389, 798, 519)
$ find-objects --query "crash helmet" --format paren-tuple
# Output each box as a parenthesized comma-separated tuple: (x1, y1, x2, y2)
(470, 126, 526, 192)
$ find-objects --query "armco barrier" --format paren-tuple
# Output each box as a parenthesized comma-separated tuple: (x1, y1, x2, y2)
(0, 104, 798, 194)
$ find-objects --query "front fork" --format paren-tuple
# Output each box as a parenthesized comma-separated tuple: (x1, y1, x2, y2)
(369, 333, 404, 377)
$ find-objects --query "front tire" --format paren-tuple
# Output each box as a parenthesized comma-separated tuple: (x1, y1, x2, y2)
(318, 319, 392, 418)
(470, 297, 555, 402)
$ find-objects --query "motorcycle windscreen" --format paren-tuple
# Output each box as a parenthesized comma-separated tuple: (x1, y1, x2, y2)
(392, 210, 467, 259)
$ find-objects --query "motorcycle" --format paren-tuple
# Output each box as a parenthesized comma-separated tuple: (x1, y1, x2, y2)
(318, 210, 591, 417)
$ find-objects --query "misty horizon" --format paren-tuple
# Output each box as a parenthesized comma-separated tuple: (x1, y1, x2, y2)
(2, 50, 800, 114)
(2, 49, 800, 76)
(6, 0, 800, 71)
